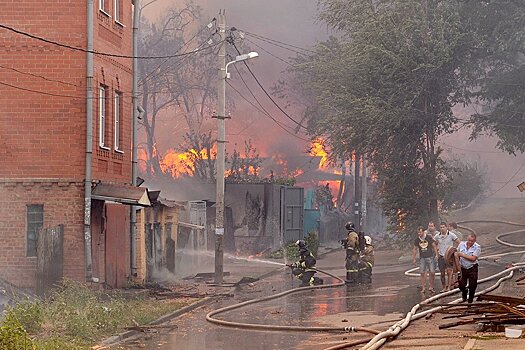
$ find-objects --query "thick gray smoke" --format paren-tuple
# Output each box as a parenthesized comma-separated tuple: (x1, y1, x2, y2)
(141, 0, 525, 198)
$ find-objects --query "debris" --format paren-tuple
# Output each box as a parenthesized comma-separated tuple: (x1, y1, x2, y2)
(428, 294, 525, 332)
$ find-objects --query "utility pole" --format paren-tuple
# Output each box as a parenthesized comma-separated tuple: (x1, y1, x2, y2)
(354, 152, 362, 232)
(214, 10, 226, 284)
(361, 155, 367, 232)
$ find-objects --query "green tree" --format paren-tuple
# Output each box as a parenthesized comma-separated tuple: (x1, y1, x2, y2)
(287, 0, 479, 232)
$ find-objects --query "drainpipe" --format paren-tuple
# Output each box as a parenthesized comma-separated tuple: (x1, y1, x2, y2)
(130, 0, 140, 277)
(84, 0, 94, 281)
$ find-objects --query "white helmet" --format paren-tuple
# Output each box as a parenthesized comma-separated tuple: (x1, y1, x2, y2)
(364, 236, 372, 245)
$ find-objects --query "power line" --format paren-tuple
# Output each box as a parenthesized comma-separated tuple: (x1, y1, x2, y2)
(226, 80, 310, 142)
(437, 141, 505, 154)
(0, 81, 84, 99)
(139, 20, 217, 85)
(486, 159, 525, 198)
(0, 23, 223, 59)
(230, 61, 300, 134)
(244, 38, 296, 67)
(231, 42, 308, 130)
(240, 29, 317, 54)
(0, 64, 79, 87)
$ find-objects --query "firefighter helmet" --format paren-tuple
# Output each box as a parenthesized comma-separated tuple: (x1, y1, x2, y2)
(295, 240, 307, 249)
(365, 236, 372, 245)
(345, 222, 355, 230)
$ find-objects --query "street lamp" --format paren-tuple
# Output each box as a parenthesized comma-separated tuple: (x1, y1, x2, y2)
(215, 13, 259, 285)
(225, 52, 259, 78)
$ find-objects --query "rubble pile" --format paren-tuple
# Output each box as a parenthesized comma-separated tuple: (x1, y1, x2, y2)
(429, 294, 525, 333)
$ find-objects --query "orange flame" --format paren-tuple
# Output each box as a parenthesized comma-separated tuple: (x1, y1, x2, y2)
(310, 138, 328, 169)
(160, 147, 213, 178)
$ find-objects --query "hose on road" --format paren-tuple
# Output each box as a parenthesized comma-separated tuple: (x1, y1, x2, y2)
(360, 263, 525, 350)
(206, 267, 381, 335)
(365, 219, 525, 350)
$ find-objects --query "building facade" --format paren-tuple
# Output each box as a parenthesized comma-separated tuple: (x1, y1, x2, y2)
(0, 0, 141, 290)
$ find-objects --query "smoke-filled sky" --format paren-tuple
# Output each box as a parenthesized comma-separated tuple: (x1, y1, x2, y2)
(142, 0, 525, 198)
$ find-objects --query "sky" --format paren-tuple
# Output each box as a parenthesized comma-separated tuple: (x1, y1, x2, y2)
(140, 0, 525, 199)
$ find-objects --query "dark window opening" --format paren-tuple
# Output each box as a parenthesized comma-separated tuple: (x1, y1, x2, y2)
(27, 204, 44, 257)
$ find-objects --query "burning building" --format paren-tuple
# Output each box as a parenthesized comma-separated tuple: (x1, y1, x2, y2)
(0, 1, 147, 292)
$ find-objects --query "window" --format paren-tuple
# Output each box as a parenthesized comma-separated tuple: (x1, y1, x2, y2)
(99, 0, 109, 14)
(114, 0, 122, 24)
(114, 91, 121, 151)
(99, 86, 107, 148)
(27, 205, 43, 257)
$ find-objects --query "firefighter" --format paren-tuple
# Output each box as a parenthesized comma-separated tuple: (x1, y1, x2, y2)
(289, 240, 323, 286)
(358, 235, 374, 283)
(341, 221, 360, 283)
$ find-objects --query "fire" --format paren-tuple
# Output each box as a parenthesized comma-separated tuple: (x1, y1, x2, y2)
(160, 147, 213, 178)
(310, 138, 328, 169)
(396, 209, 407, 232)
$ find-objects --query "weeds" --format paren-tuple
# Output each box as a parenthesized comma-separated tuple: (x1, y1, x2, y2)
(1, 280, 194, 349)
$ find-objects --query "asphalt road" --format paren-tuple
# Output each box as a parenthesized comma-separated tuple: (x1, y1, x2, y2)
(115, 248, 489, 350)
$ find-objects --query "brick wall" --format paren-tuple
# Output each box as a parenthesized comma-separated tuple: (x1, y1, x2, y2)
(0, 180, 85, 288)
(0, 0, 133, 183)
(92, 0, 133, 183)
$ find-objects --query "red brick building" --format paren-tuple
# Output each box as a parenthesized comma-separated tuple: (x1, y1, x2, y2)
(0, 0, 146, 290)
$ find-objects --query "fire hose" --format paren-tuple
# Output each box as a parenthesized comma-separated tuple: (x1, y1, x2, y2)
(206, 267, 381, 336)
(367, 219, 525, 350)
(205, 219, 525, 350)
(359, 263, 525, 350)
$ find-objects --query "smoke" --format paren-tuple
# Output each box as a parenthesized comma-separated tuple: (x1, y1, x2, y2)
(140, 1, 525, 198)
(140, 0, 325, 161)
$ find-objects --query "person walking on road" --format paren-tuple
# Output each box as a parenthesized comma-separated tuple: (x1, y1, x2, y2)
(413, 226, 438, 294)
(449, 222, 463, 241)
(434, 222, 460, 291)
(456, 233, 481, 303)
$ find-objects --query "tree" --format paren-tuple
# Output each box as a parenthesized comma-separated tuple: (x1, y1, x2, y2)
(461, 1, 525, 154)
(441, 159, 486, 211)
(285, 0, 482, 232)
(137, 2, 218, 178)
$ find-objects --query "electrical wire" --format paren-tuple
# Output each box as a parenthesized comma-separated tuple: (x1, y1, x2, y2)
(231, 42, 308, 130)
(0, 23, 223, 59)
(436, 140, 505, 154)
(485, 159, 525, 198)
(139, 20, 217, 85)
(226, 80, 310, 142)
(0, 64, 79, 87)
(0, 81, 85, 99)
(244, 38, 296, 67)
(240, 29, 317, 54)
(230, 61, 301, 135)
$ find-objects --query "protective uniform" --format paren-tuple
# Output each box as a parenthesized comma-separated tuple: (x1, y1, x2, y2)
(290, 240, 323, 286)
(358, 236, 374, 283)
(342, 222, 360, 283)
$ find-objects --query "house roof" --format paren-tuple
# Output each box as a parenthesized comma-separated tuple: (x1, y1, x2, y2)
(91, 183, 151, 207)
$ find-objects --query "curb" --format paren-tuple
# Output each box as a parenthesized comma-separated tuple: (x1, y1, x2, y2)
(96, 296, 213, 348)
(95, 247, 343, 348)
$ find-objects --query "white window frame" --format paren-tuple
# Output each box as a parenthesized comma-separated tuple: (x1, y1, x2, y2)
(114, 0, 122, 25)
(99, 86, 107, 149)
(114, 91, 122, 152)
(99, 0, 110, 16)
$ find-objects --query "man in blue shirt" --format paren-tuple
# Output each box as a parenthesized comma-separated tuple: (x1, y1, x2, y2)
(456, 233, 481, 303)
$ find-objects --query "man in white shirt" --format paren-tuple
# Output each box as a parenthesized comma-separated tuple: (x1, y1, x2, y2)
(434, 222, 460, 291)
(456, 233, 481, 303)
